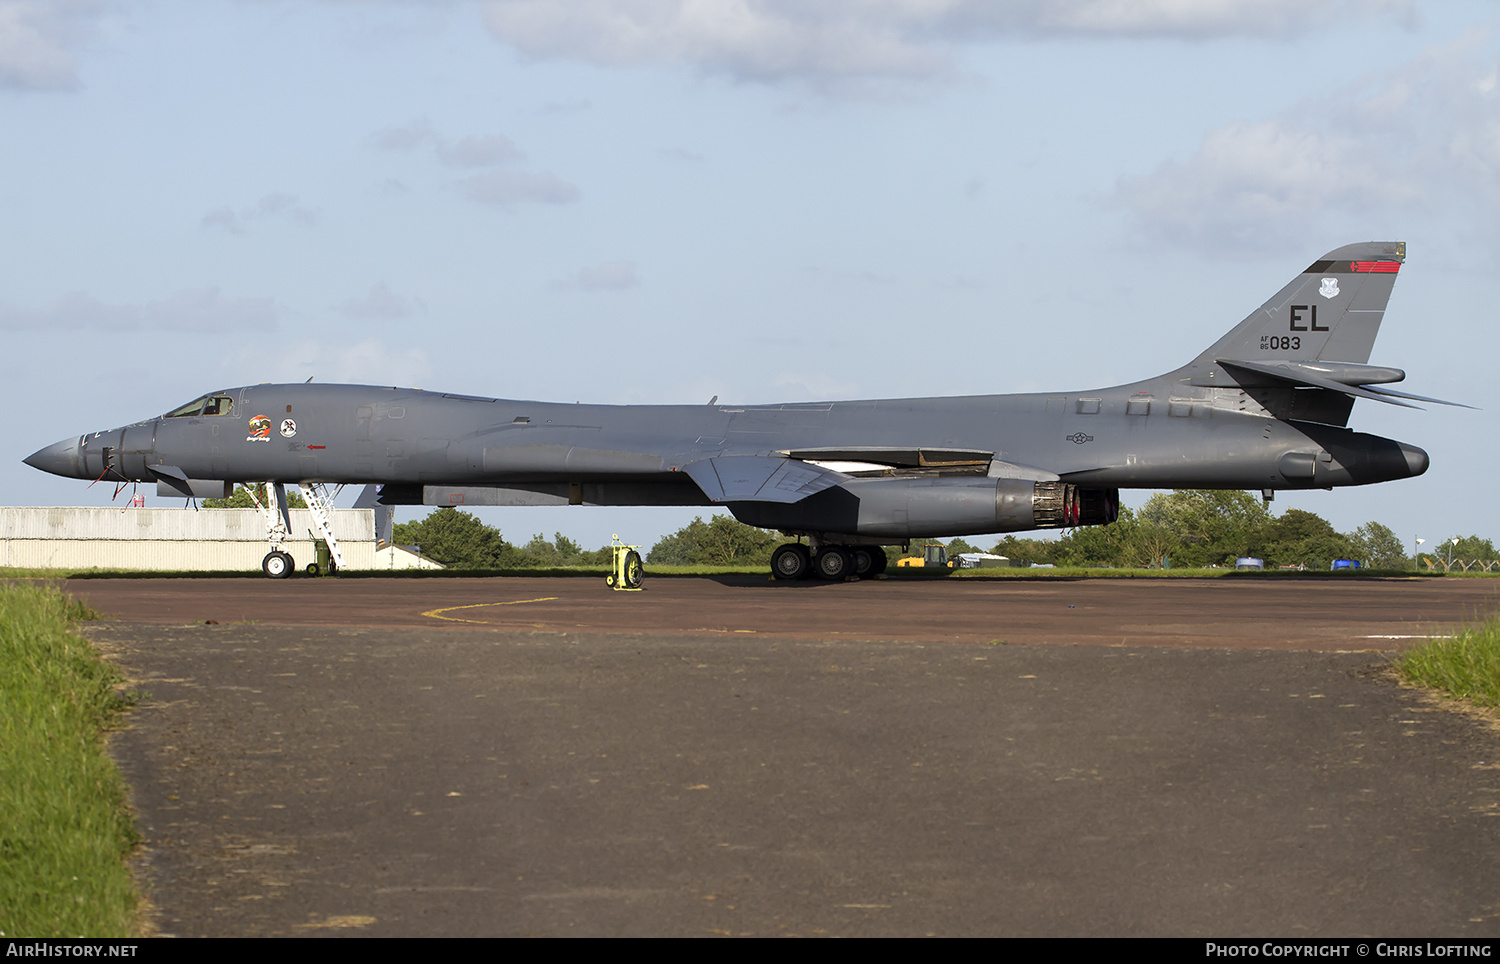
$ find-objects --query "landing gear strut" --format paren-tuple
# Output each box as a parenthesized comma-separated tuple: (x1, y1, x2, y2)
(251, 482, 294, 578)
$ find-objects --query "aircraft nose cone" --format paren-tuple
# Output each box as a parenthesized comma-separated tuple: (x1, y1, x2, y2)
(23, 437, 84, 479)
(1401, 442, 1429, 478)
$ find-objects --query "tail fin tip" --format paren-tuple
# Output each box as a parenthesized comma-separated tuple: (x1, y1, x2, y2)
(1193, 240, 1407, 369)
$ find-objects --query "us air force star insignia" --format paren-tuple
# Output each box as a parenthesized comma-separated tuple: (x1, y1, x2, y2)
(280, 418, 297, 438)
(1067, 432, 1093, 444)
(1319, 277, 1339, 299)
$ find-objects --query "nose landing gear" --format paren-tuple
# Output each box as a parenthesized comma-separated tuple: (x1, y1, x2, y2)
(263, 550, 294, 579)
(249, 481, 348, 578)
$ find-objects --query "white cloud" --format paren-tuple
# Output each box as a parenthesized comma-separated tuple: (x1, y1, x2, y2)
(0, 287, 280, 330)
(955, 0, 1414, 39)
(480, 0, 1413, 88)
(200, 193, 318, 235)
(373, 119, 526, 167)
(339, 282, 426, 319)
(454, 168, 580, 207)
(1113, 121, 1417, 248)
(239, 338, 434, 387)
(370, 116, 440, 152)
(436, 134, 524, 167)
(0, 0, 105, 91)
(370, 117, 576, 208)
(483, 0, 945, 87)
(1113, 30, 1500, 249)
(552, 260, 640, 291)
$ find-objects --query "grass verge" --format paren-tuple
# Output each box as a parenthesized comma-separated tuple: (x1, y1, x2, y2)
(0, 583, 140, 937)
(1397, 617, 1500, 710)
(3, 565, 1485, 580)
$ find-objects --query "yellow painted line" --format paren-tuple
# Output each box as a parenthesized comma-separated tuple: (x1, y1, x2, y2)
(422, 597, 560, 624)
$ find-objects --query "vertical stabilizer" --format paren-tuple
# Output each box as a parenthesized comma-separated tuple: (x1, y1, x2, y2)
(1191, 241, 1405, 368)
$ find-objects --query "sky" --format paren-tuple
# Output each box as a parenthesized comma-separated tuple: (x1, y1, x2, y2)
(2, 0, 1496, 553)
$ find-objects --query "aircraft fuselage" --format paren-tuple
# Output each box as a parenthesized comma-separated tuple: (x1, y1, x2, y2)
(32, 376, 1425, 501)
(23, 241, 1445, 578)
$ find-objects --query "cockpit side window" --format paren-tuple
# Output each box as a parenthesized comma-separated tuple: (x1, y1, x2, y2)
(164, 397, 207, 418)
(164, 395, 234, 418)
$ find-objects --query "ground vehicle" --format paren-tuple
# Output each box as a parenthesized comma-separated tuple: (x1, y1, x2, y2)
(897, 544, 951, 568)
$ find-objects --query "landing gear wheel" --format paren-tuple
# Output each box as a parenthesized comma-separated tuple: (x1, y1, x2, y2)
(815, 546, 853, 581)
(852, 546, 876, 578)
(263, 550, 293, 579)
(771, 543, 811, 580)
(622, 550, 644, 589)
(864, 545, 888, 578)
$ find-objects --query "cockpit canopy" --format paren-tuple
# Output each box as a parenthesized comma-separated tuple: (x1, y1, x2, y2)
(163, 393, 235, 418)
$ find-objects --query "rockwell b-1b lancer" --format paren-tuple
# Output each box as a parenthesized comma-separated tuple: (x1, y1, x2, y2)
(25, 241, 1457, 580)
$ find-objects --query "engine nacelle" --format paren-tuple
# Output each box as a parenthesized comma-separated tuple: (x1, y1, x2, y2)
(729, 477, 1119, 539)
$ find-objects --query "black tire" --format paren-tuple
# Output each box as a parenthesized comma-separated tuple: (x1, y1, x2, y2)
(771, 543, 811, 580)
(852, 546, 875, 578)
(865, 545, 889, 577)
(263, 550, 293, 579)
(815, 546, 852, 580)
(622, 550, 644, 589)
(606, 573, 617, 587)
(305, 562, 319, 576)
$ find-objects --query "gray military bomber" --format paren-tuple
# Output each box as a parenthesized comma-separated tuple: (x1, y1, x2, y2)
(25, 241, 1452, 580)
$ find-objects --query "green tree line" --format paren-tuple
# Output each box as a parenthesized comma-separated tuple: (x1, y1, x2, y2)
(373, 492, 1497, 572)
(386, 509, 784, 569)
(202, 483, 307, 509)
(989, 490, 1437, 570)
(390, 509, 617, 569)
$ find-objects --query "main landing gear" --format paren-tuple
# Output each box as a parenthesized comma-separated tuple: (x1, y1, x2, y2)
(770, 542, 888, 581)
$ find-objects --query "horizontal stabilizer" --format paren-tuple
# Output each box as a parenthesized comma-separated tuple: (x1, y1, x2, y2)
(1352, 385, 1477, 409)
(1217, 359, 1470, 410)
(682, 456, 848, 504)
(1239, 360, 1406, 385)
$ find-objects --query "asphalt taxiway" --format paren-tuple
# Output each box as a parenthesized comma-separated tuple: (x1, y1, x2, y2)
(63, 573, 1500, 648)
(70, 575, 1500, 937)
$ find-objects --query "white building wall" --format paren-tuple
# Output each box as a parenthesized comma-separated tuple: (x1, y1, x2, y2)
(0, 507, 373, 541)
(0, 507, 411, 572)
